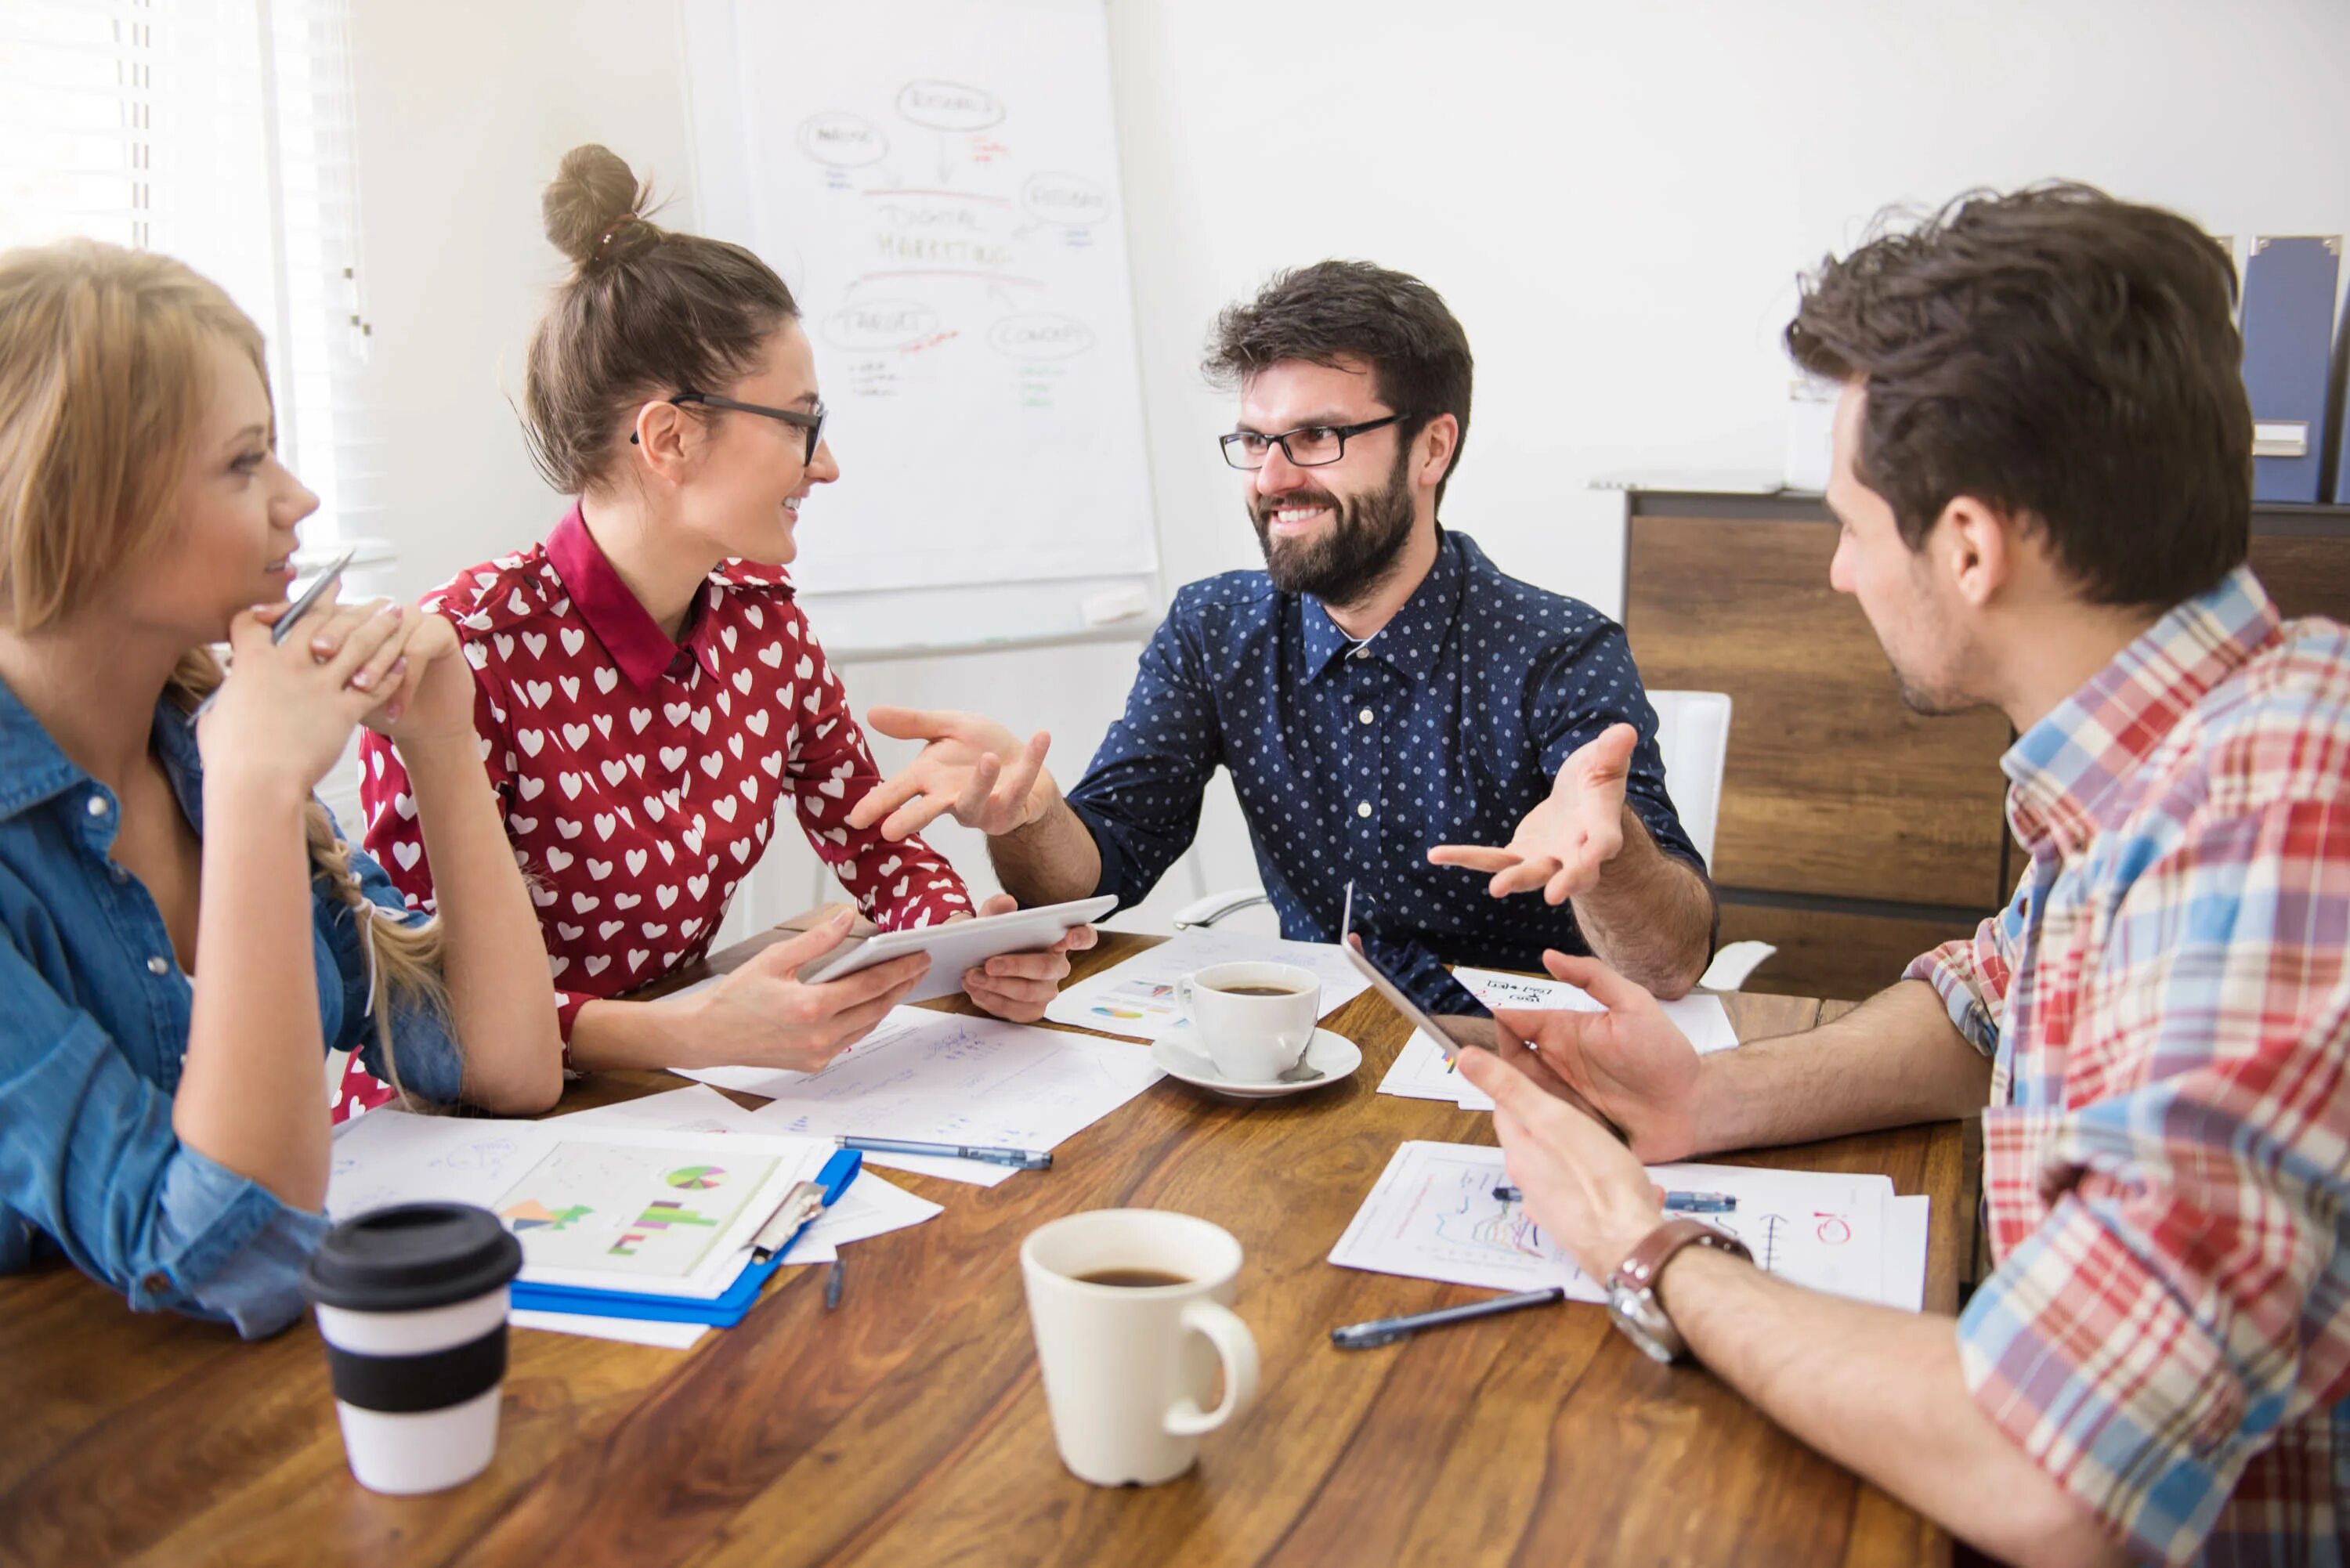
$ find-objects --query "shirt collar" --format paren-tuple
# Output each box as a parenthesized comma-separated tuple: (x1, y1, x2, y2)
(1301, 526, 1470, 681)
(545, 504, 728, 691)
(0, 673, 78, 821)
(2001, 564, 2280, 858)
(0, 670, 204, 824)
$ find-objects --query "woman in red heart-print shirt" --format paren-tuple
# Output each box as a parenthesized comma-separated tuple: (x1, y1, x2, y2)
(356, 145, 1090, 1111)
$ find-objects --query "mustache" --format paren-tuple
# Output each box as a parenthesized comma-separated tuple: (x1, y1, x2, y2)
(1249, 486, 1340, 523)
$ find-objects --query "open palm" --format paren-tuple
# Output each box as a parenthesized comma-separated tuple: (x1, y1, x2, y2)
(1429, 723, 1635, 903)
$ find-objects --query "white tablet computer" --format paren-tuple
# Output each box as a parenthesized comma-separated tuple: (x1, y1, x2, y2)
(795, 894, 1118, 988)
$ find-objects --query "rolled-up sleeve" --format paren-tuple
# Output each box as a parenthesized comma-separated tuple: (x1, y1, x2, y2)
(0, 933, 329, 1338)
(1904, 869, 2030, 1057)
(1065, 599, 1226, 910)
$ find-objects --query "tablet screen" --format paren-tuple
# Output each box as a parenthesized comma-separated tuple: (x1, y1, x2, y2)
(1337, 883, 1495, 1056)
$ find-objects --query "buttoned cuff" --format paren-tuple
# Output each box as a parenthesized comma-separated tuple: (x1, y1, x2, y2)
(1063, 798, 1141, 911)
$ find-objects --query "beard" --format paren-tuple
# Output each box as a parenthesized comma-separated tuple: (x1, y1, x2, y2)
(1248, 441, 1417, 607)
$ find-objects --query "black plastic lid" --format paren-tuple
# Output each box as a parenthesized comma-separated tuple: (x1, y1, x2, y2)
(303, 1202, 522, 1313)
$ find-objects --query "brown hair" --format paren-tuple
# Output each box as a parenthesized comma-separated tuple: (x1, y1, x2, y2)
(1785, 182, 2251, 608)
(1205, 260, 1475, 508)
(522, 145, 800, 494)
(0, 240, 443, 1093)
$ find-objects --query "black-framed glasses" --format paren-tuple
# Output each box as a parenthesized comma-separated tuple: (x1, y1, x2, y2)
(630, 391, 827, 463)
(1218, 411, 1409, 471)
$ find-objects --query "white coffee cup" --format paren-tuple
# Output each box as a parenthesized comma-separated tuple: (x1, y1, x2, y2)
(1020, 1209, 1260, 1487)
(304, 1202, 522, 1495)
(1174, 960, 1320, 1082)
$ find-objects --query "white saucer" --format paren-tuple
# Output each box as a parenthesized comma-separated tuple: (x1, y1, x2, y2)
(1151, 1024, 1362, 1100)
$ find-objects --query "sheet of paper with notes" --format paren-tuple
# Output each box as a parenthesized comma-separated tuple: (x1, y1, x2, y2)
(1329, 1141, 1927, 1311)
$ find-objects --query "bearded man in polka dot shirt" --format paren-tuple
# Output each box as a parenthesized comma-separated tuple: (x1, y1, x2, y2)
(853, 261, 1718, 998)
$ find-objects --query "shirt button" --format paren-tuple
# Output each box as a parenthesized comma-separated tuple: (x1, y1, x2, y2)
(86, 795, 108, 816)
(110, 865, 128, 883)
(1350, 646, 1369, 660)
(1358, 708, 1375, 725)
(1356, 801, 1372, 818)
(140, 1271, 170, 1295)
(146, 956, 169, 977)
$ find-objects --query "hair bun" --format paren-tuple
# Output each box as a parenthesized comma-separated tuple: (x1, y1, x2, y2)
(543, 144, 656, 271)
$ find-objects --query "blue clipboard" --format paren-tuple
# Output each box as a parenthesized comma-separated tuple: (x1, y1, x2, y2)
(510, 1149, 862, 1328)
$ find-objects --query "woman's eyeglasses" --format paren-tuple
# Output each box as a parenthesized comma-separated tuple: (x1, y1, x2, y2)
(631, 391, 827, 464)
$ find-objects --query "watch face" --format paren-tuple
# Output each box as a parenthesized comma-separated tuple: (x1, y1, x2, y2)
(1607, 1288, 1678, 1364)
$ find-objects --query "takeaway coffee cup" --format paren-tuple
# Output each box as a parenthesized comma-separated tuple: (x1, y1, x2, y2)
(1020, 1209, 1260, 1487)
(1173, 961, 1320, 1082)
(303, 1201, 523, 1494)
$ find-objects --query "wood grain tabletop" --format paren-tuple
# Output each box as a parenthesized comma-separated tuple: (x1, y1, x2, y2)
(0, 929, 1965, 1568)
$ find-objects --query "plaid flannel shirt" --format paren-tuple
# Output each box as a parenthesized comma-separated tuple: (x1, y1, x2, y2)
(1909, 565, 2350, 1566)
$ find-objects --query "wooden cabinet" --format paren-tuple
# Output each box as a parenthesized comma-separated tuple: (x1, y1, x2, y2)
(1622, 490, 2350, 999)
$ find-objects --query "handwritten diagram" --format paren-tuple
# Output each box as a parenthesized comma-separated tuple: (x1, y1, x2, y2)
(795, 80, 1115, 412)
(693, 0, 1157, 595)
(1329, 1143, 1592, 1297)
(1332, 1143, 1909, 1308)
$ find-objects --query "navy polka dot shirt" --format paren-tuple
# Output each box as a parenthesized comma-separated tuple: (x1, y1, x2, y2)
(1065, 528, 1705, 974)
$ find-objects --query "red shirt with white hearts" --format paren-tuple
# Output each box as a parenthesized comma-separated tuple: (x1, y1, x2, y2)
(356, 504, 971, 1060)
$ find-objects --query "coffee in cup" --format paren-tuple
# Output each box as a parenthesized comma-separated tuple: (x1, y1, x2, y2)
(1021, 1209, 1260, 1487)
(1175, 960, 1321, 1081)
(303, 1201, 523, 1494)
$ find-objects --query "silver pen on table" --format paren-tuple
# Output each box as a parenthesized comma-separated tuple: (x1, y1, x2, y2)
(191, 546, 360, 721)
(834, 1134, 1052, 1171)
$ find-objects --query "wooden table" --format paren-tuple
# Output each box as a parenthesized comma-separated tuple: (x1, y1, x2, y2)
(0, 930, 1967, 1568)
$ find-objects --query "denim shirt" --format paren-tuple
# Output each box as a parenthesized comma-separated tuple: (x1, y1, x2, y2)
(0, 674, 464, 1337)
(1065, 528, 1704, 981)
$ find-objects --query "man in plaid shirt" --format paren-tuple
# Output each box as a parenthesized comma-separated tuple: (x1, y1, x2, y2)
(1450, 185, 2347, 1566)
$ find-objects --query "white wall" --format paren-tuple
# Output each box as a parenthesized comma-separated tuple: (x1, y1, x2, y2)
(1105, 0, 2350, 622)
(345, 0, 699, 607)
(341, 0, 2350, 938)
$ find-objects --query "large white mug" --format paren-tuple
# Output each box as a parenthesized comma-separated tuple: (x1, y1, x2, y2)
(1020, 1209, 1260, 1487)
(1174, 961, 1320, 1081)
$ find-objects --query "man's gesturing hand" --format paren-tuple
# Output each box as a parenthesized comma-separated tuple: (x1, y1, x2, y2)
(848, 706, 1058, 843)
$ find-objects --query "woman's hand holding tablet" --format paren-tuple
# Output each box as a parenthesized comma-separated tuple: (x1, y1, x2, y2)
(797, 895, 1115, 996)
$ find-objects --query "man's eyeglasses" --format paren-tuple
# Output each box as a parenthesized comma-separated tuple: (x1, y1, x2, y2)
(631, 391, 827, 464)
(1218, 412, 1409, 471)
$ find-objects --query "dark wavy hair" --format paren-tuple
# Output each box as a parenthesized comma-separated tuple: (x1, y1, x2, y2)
(1786, 182, 2251, 608)
(1206, 259, 1473, 508)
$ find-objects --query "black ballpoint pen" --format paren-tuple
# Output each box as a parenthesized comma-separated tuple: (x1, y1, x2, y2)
(1330, 1287, 1567, 1349)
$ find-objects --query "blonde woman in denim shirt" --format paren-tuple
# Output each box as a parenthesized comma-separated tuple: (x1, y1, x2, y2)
(0, 243, 562, 1336)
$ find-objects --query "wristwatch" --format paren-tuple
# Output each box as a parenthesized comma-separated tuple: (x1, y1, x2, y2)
(1606, 1216, 1753, 1364)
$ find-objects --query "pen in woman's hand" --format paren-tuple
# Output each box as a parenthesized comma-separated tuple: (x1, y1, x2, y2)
(191, 546, 360, 720)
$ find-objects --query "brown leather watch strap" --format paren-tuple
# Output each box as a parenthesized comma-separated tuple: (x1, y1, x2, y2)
(1612, 1216, 1754, 1295)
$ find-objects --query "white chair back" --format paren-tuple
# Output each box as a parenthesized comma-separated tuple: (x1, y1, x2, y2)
(1646, 690, 1732, 870)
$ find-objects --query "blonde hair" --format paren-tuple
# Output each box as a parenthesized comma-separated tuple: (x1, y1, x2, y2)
(0, 240, 445, 1093)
